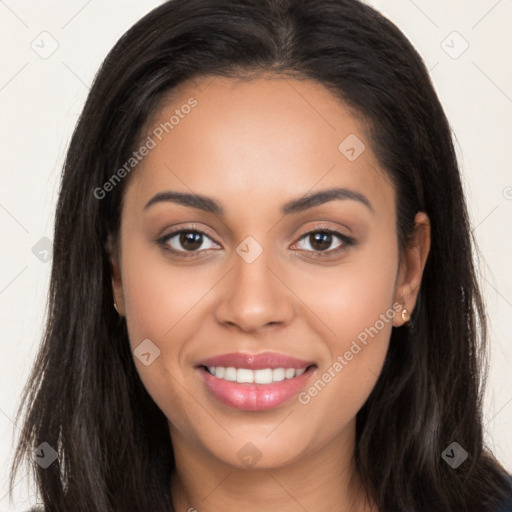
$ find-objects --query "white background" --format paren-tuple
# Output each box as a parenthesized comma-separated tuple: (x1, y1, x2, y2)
(1, 1, 511, 510)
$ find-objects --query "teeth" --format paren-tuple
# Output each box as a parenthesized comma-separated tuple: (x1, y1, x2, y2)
(206, 366, 308, 383)
(255, 368, 273, 384)
(237, 368, 254, 383)
(284, 368, 295, 379)
(224, 367, 237, 381)
(272, 368, 285, 382)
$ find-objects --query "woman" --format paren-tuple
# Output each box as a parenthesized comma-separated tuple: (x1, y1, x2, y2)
(10, 0, 512, 510)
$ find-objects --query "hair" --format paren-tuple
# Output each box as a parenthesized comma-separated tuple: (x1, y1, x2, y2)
(10, 0, 512, 511)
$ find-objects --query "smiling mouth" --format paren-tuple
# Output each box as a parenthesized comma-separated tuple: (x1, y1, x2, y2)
(198, 362, 317, 411)
(201, 365, 316, 384)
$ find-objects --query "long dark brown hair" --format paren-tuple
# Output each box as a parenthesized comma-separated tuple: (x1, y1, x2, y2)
(10, 0, 512, 510)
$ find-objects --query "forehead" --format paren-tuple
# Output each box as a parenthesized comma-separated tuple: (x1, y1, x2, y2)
(125, 75, 395, 219)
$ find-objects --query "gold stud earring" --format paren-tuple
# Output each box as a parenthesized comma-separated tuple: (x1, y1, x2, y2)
(401, 308, 410, 323)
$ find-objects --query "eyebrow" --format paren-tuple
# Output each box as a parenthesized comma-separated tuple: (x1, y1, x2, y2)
(143, 187, 374, 215)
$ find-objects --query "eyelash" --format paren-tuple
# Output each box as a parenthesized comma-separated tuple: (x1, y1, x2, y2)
(156, 225, 355, 259)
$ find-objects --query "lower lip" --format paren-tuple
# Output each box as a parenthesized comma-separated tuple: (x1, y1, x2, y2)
(199, 366, 315, 411)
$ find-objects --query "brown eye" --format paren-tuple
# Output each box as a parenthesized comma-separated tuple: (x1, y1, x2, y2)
(308, 232, 337, 252)
(177, 231, 203, 251)
(159, 229, 219, 255)
(294, 228, 355, 257)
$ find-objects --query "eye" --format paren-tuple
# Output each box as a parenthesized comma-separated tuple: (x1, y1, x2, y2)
(156, 225, 355, 259)
(293, 228, 355, 257)
(157, 227, 219, 257)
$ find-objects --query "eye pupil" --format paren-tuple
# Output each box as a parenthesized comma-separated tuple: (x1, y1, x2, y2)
(180, 231, 202, 251)
(310, 232, 332, 251)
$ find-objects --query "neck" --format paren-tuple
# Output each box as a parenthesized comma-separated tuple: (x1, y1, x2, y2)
(169, 419, 376, 512)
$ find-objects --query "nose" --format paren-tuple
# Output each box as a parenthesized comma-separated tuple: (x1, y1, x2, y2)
(214, 241, 296, 333)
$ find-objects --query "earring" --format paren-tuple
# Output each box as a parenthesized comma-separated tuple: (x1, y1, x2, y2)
(401, 308, 410, 323)
(113, 302, 119, 314)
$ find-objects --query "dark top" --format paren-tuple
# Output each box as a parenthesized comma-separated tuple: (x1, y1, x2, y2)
(496, 473, 512, 511)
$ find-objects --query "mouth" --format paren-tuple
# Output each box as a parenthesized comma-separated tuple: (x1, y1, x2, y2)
(196, 352, 317, 411)
(202, 365, 309, 383)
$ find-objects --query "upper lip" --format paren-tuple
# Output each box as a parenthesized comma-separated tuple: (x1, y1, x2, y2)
(198, 352, 315, 370)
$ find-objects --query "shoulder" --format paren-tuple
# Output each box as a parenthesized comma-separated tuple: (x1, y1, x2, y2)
(495, 473, 512, 512)
(496, 498, 512, 512)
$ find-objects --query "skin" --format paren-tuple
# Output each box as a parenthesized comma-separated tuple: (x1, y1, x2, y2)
(109, 75, 431, 512)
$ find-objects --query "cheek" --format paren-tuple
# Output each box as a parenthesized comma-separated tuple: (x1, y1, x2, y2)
(121, 239, 214, 348)
(296, 233, 399, 348)
(118, 233, 209, 403)
(119, 248, 209, 435)
(293, 237, 398, 417)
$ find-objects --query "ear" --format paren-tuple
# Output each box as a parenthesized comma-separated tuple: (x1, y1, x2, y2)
(393, 211, 431, 327)
(107, 234, 125, 316)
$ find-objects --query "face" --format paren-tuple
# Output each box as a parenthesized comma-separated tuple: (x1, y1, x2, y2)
(110, 75, 429, 470)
